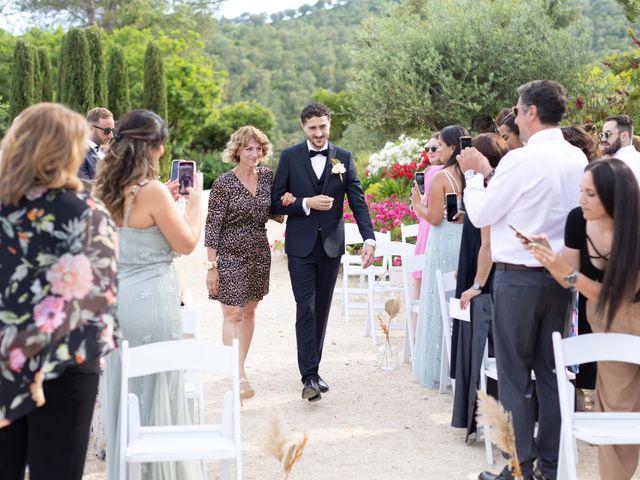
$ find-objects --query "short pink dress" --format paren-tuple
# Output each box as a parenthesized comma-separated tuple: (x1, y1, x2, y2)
(413, 164, 445, 278)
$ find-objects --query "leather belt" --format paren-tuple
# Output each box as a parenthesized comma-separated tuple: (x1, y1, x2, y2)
(495, 262, 546, 273)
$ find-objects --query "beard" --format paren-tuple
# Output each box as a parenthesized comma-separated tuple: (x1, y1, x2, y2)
(603, 137, 622, 155)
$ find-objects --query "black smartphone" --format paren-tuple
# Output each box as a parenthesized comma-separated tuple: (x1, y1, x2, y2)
(459, 136, 472, 151)
(178, 160, 196, 195)
(446, 193, 458, 221)
(170, 159, 180, 182)
(415, 172, 425, 194)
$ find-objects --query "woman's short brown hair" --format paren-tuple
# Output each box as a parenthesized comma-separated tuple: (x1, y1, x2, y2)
(0, 103, 86, 206)
(223, 126, 271, 164)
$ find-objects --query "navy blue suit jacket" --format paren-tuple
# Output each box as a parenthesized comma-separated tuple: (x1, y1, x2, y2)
(271, 141, 374, 258)
(78, 147, 100, 181)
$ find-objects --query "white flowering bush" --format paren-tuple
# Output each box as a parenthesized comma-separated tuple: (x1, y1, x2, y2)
(366, 135, 427, 177)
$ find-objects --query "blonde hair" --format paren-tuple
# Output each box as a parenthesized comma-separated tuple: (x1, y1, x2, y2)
(94, 109, 167, 224)
(223, 125, 271, 163)
(0, 103, 85, 206)
(87, 107, 113, 123)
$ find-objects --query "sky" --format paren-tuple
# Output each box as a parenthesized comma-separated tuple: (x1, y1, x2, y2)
(0, 0, 311, 33)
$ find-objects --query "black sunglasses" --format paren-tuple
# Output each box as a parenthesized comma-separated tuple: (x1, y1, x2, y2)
(513, 104, 530, 117)
(425, 146, 438, 153)
(92, 124, 115, 135)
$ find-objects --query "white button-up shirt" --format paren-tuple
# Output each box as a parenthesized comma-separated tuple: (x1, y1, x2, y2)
(464, 128, 588, 266)
(613, 144, 640, 184)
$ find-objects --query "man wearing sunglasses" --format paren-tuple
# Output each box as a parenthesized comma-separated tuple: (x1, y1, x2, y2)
(78, 107, 115, 190)
(600, 115, 640, 183)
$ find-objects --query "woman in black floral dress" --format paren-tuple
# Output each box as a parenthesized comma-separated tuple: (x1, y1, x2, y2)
(0, 103, 119, 480)
(205, 126, 291, 400)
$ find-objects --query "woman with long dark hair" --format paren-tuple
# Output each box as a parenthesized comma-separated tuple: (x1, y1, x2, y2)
(95, 109, 203, 480)
(410, 124, 468, 388)
(526, 158, 640, 480)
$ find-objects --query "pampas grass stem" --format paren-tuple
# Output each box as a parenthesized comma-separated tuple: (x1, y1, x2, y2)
(263, 405, 309, 479)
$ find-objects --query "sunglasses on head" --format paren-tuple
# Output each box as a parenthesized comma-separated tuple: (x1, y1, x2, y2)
(425, 146, 438, 153)
(92, 124, 115, 135)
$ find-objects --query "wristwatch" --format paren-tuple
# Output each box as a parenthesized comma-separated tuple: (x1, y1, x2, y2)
(464, 170, 477, 180)
(206, 260, 218, 270)
(471, 282, 482, 291)
(564, 270, 578, 287)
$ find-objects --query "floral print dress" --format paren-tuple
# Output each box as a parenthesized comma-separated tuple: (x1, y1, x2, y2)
(0, 188, 119, 427)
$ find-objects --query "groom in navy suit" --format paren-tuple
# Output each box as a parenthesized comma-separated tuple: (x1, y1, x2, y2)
(272, 102, 375, 402)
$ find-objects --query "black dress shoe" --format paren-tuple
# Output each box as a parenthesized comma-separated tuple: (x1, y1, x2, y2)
(301, 379, 321, 402)
(317, 377, 329, 393)
(479, 466, 534, 480)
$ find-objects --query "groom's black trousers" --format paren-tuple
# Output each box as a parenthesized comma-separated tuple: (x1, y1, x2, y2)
(288, 234, 341, 383)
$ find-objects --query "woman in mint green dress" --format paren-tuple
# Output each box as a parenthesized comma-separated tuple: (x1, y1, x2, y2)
(95, 110, 203, 480)
(410, 125, 468, 388)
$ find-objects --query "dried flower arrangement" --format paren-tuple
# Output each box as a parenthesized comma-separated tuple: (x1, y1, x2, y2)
(476, 390, 523, 479)
(263, 405, 309, 479)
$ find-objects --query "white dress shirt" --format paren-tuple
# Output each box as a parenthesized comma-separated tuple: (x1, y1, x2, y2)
(88, 139, 105, 159)
(464, 128, 587, 266)
(303, 140, 329, 215)
(613, 144, 640, 184)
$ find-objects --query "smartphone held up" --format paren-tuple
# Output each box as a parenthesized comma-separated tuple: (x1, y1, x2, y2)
(415, 172, 425, 194)
(508, 224, 534, 244)
(446, 193, 458, 221)
(176, 160, 196, 195)
(459, 136, 472, 151)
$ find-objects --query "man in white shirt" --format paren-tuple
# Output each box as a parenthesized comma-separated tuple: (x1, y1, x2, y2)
(600, 114, 640, 183)
(78, 107, 114, 190)
(459, 80, 588, 480)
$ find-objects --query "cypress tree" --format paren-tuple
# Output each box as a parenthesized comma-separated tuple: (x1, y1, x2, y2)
(38, 47, 53, 102)
(107, 46, 130, 119)
(61, 28, 93, 114)
(9, 40, 35, 121)
(85, 26, 107, 107)
(142, 42, 167, 121)
(32, 45, 42, 103)
(57, 35, 66, 102)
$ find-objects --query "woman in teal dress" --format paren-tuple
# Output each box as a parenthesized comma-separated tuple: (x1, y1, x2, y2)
(410, 125, 468, 389)
(95, 110, 203, 479)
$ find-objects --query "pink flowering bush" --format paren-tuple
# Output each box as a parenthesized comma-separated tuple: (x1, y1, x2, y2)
(33, 296, 66, 333)
(46, 253, 94, 301)
(344, 193, 416, 241)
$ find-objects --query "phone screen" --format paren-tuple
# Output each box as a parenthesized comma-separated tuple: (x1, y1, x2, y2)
(459, 136, 472, 151)
(170, 160, 180, 182)
(446, 193, 458, 221)
(178, 161, 195, 194)
(415, 172, 425, 194)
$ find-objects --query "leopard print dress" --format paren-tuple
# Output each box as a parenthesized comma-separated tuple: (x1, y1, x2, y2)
(204, 166, 281, 306)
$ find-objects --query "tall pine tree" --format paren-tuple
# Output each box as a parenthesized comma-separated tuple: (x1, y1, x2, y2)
(107, 46, 130, 119)
(61, 28, 93, 114)
(142, 42, 167, 121)
(32, 45, 42, 103)
(9, 40, 35, 121)
(85, 26, 107, 107)
(38, 48, 53, 102)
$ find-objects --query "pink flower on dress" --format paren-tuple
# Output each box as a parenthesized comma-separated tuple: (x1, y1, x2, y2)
(46, 253, 93, 301)
(9, 348, 27, 372)
(85, 198, 96, 209)
(33, 296, 66, 333)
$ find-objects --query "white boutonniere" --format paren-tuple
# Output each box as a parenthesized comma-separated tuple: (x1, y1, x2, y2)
(331, 159, 346, 181)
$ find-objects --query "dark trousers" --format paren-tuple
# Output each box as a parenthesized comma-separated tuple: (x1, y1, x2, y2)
(492, 270, 572, 480)
(288, 235, 341, 382)
(0, 362, 99, 480)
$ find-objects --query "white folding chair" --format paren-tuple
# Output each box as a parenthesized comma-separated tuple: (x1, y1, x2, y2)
(400, 223, 419, 244)
(400, 253, 424, 362)
(435, 269, 457, 394)
(364, 240, 415, 345)
(119, 339, 242, 480)
(181, 308, 204, 425)
(339, 223, 367, 323)
(552, 331, 640, 480)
